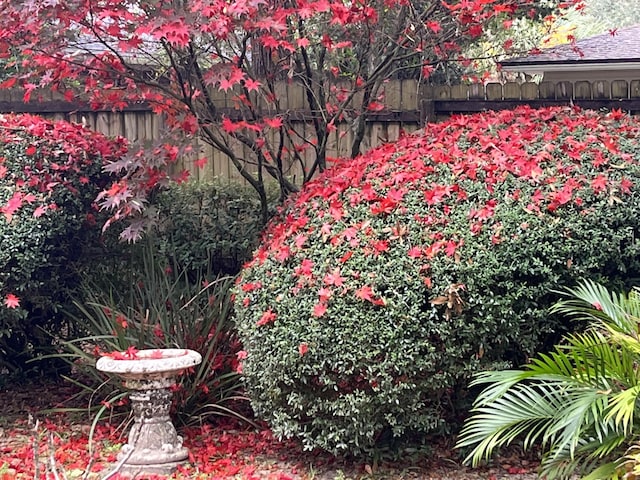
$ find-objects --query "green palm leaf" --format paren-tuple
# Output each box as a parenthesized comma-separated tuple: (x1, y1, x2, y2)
(458, 280, 640, 480)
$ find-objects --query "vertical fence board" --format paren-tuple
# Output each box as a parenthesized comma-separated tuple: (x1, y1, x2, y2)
(593, 81, 610, 99)
(503, 83, 521, 99)
(539, 82, 555, 100)
(555, 82, 573, 100)
(485, 83, 502, 100)
(611, 80, 629, 99)
(468, 83, 484, 100)
(401, 80, 419, 109)
(432, 85, 451, 100)
(574, 81, 592, 100)
(385, 81, 401, 110)
(450, 84, 468, 100)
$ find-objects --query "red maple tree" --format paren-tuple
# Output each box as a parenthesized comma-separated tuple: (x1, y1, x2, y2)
(0, 0, 579, 238)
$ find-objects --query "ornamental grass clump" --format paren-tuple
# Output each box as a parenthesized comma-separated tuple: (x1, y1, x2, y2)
(234, 106, 640, 456)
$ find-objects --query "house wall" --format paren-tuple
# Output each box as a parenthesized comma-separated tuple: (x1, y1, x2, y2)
(544, 69, 640, 84)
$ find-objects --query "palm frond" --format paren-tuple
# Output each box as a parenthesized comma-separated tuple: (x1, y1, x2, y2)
(458, 382, 570, 466)
(552, 280, 640, 335)
(605, 386, 640, 435)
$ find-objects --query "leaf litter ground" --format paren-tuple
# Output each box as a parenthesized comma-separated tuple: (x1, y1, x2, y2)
(0, 378, 545, 479)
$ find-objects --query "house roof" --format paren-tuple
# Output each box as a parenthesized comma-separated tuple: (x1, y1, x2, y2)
(501, 24, 640, 70)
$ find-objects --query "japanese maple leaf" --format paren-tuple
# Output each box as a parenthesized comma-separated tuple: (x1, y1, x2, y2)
(339, 251, 353, 263)
(553, 187, 573, 205)
(426, 20, 442, 33)
(445, 240, 458, 257)
(2, 191, 24, 221)
(620, 177, 634, 194)
(323, 268, 345, 287)
(329, 201, 344, 221)
(371, 240, 389, 255)
(244, 78, 261, 92)
(274, 244, 291, 262)
(367, 101, 385, 112)
(355, 286, 385, 306)
(257, 308, 277, 326)
(123, 346, 139, 359)
(294, 258, 314, 277)
(318, 287, 333, 302)
(219, 67, 245, 91)
(33, 205, 47, 218)
(371, 197, 397, 215)
(591, 175, 608, 194)
(156, 20, 191, 47)
(221, 117, 243, 134)
(263, 117, 283, 129)
(313, 302, 327, 317)
(4, 293, 20, 309)
(241, 281, 263, 292)
(294, 234, 308, 249)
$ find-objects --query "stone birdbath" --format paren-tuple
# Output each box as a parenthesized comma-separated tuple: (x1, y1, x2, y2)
(96, 348, 202, 476)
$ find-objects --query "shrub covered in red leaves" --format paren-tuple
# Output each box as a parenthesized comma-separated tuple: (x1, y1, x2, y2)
(234, 106, 640, 455)
(0, 114, 126, 374)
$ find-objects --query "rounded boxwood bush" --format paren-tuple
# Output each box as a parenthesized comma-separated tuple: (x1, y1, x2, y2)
(0, 114, 126, 374)
(234, 106, 640, 455)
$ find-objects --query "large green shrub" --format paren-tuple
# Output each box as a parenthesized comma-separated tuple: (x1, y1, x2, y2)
(234, 106, 640, 455)
(0, 114, 126, 374)
(154, 180, 270, 276)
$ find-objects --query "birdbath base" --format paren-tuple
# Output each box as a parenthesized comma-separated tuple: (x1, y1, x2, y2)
(117, 388, 188, 476)
(95, 349, 202, 477)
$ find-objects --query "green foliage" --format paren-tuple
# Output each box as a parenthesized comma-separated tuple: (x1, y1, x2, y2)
(234, 106, 640, 456)
(57, 241, 247, 426)
(154, 180, 270, 276)
(457, 280, 640, 480)
(0, 114, 125, 375)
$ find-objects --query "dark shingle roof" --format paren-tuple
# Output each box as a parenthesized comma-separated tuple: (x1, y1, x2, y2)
(501, 24, 640, 66)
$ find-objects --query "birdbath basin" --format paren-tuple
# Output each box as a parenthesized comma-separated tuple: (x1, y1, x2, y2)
(96, 348, 202, 476)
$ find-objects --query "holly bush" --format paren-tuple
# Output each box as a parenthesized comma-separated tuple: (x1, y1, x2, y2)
(234, 106, 640, 455)
(0, 114, 126, 374)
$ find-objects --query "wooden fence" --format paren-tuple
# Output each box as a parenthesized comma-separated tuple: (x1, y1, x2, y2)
(1, 78, 639, 182)
(424, 79, 640, 121)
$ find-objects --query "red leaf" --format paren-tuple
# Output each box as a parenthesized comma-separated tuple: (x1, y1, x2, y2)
(222, 117, 242, 133)
(4, 293, 20, 309)
(219, 67, 245, 91)
(313, 302, 327, 317)
(257, 308, 277, 326)
(244, 78, 261, 92)
(591, 175, 608, 194)
(194, 157, 208, 169)
(150, 349, 165, 359)
(367, 101, 385, 112)
(32, 205, 47, 218)
(323, 268, 345, 287)
(263, 117, 283, 129)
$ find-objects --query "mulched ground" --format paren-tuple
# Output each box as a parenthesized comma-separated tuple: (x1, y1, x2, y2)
(0, 377, 543, 479)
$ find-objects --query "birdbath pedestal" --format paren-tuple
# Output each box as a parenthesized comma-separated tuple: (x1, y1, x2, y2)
(96, 348, 202, 476)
